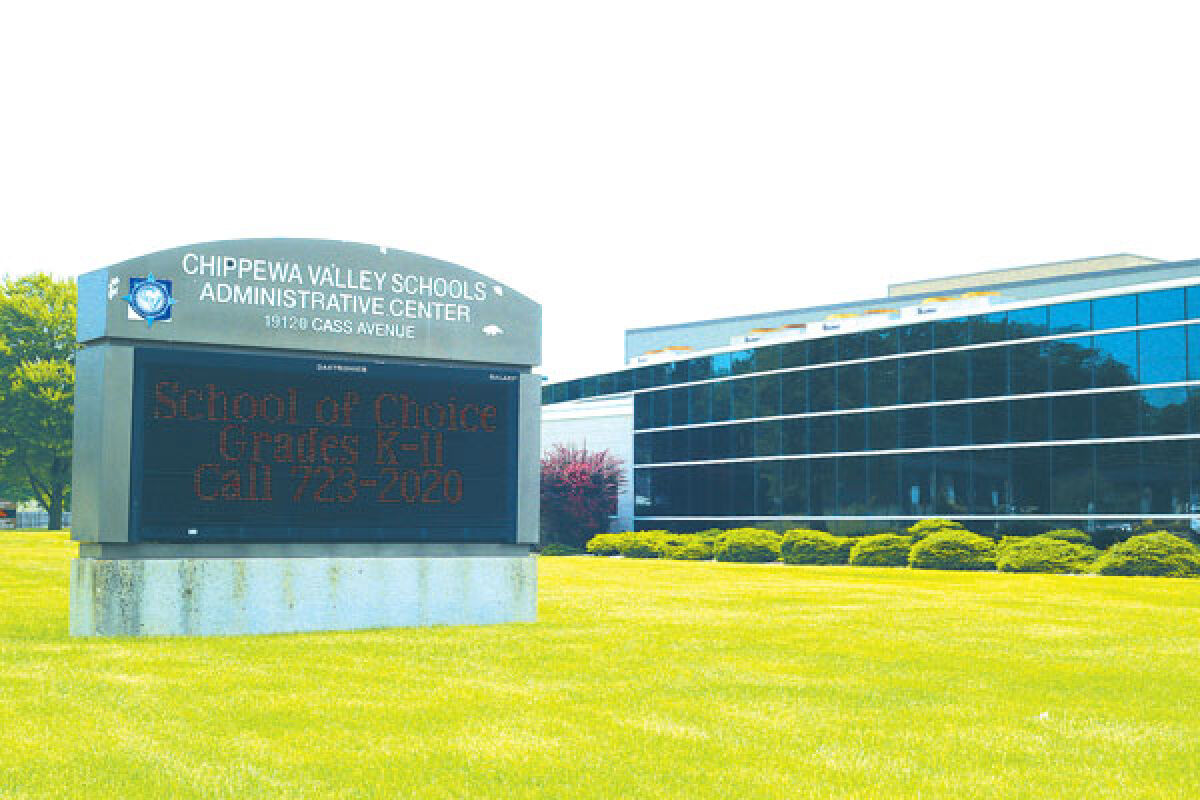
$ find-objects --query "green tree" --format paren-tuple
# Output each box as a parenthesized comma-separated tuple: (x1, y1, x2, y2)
(0, 274, 77, 529)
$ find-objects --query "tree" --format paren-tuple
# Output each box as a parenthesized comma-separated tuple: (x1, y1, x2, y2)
(0, 274, 77, 529)
(540, 444, 626, 548)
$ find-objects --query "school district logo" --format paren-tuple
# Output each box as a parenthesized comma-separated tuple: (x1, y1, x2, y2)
(122, 274, 175, 326)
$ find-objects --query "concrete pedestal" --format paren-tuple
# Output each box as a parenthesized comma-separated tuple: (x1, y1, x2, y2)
(70, 555, 537, 636)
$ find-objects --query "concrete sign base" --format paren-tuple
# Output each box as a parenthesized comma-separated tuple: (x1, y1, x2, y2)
(70, 556, 537, 636)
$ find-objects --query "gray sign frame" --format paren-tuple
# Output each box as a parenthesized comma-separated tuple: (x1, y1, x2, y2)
(72, 238, 541, 557)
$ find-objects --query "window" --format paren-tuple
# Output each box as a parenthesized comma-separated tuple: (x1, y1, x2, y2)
(731, 378, 755, 420)
(1092, 332, 1138, 387)
(755, 374, 781, 417)
(1093, 294, 1136, 331)
(837, 364, 866, 410)
(809, 368, 837, 412)
(868, 410, 899, 451)
(934, 351, 970, 401)
(689, 384, 712, 424)
(867, 360, 898, 407)
(731, 349, 756, 376)
(782, 371, 807, 414)
(711, 381, 732, 422)
(1009, 342, 1049, 394)
(1050, 394, 1092, 441)
(780, 340, 807, 368)
(1138, 288, 1185, 326)
(1049, 337, 1093, 391)
(1141, 388, 1188, 435)
(1048, 300, 1091, 334)
(933, 318, 968, 348)
(900, 356, 933, 404)
(1051, 446, 1094, 514)
(971, 401, 1008, 444)
(839, 414, 866, 452)
(969, 312, 1008, 344)
(1139, 327, 1186, 384)
(1007, 306, 1048, 338)
(899, 407, 933, 449)
(810, 416, 836, 454)
(900, 324, 932, 353)
(934, 405, 970, 446)
(970, 347, 1008, 397)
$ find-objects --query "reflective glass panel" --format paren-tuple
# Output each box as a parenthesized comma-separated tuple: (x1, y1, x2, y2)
(781, 340, 808, 368)
(1007, 306, 1048, 338)
(782, 371, 807, 414)
(868, 328, 900, 357)
(1139, 327, 1186, 384)
(1051, 445, 1094, 514)
(757, 461, 782, 517)
(933, 318, 968, 348)
(1049, 337, 1093, 391)
(1009, 397, 1049, 442)
(810, 416, 836, 453)
(866, 454, 901, 515)
(899, 407, 932, 449)
(970, 449, 1011, 514)
(900, 356, 932, 404)
(755, 374, 781, 417)
(867, 360, 898, 407)
(711, 381, 732, 422)
(837, 457, 869, 514)
(1141, 440, 1189, 514)
(1141, 388, 1188, 435)
(1011, 446, 1052, 514)
(1092, 332, 1138, 387)
(809, 367, 836, 412)
(868, 410, 898, 451)
(781, 460, 809, 515)
(689, 383, 712, 425)
(837, 364, 866, 410)
(809, 458, 836, 515)
(1095, 390, 1139, 439)
(1009, 342, 1049, 394)
(971, 401, 1009, 444)
(1095, 442, 1140, 513)
(969, 312, 1008, 344)
(754, 420, 781, 457)
(731, 349, 756, 376)
(810, 338, 836, 366)
(711, 353, 733, 378)
(1048, 301, 1090, 334)
(1093, 293, 1136, 331)
(731, 378, 755, 419)
(970, 347, 1008, 397)
(1051, 394, 1093, 441)
(935, 452, 971, 515)
(840, 333, 866, 362)
(934, 405, 970, 446)
(783, 417, 808, 453)
(900, 324, 932, 353)
(1138, 288, 1185, 325)
(934, 351, 970, 401)
(839, 414, 866, 452)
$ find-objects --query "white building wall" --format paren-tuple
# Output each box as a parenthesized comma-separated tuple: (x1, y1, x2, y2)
(541, 396, 635, 533)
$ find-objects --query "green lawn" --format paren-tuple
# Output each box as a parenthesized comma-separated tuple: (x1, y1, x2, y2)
(1, 533, 1198, 799)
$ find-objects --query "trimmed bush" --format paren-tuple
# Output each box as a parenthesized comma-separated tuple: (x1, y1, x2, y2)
(585, 532, 632, 556)
(662, 539, 715, 561)
(906, 518, 966, 543)
(996, 536, 1098, 574)
(1093, 533, 1200, 578)
(909, 530, 996, 571)
(617, 531, 667, 559)
(1040, 528, 1092, 546)
(849, 534, 912, 567)
(714, 528, 781, 563)
(539, 543, 582, 556)
(781, 529, 852, 565)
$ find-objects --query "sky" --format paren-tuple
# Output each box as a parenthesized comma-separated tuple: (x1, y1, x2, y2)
(4, 1, 1200, 382)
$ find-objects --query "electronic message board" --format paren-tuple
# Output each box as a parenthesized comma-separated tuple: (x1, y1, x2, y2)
(130, 347, 519, 543)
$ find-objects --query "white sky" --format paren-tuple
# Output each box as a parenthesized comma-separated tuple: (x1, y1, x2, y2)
(4, 1, 1200, 382)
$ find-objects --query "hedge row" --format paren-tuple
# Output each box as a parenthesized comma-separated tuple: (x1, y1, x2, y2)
(579, 520, 1200, 578)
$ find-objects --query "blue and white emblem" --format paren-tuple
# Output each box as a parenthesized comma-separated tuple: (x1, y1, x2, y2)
(122, 273, 175, 326)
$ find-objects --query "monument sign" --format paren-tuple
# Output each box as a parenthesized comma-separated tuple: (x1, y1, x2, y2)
(70, 239, 540, 635)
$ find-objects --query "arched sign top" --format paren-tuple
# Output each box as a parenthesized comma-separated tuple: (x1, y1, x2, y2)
(78, 238, 541, 366)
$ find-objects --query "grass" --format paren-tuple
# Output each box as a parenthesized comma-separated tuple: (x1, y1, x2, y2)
(1, 532, 1199, 799)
